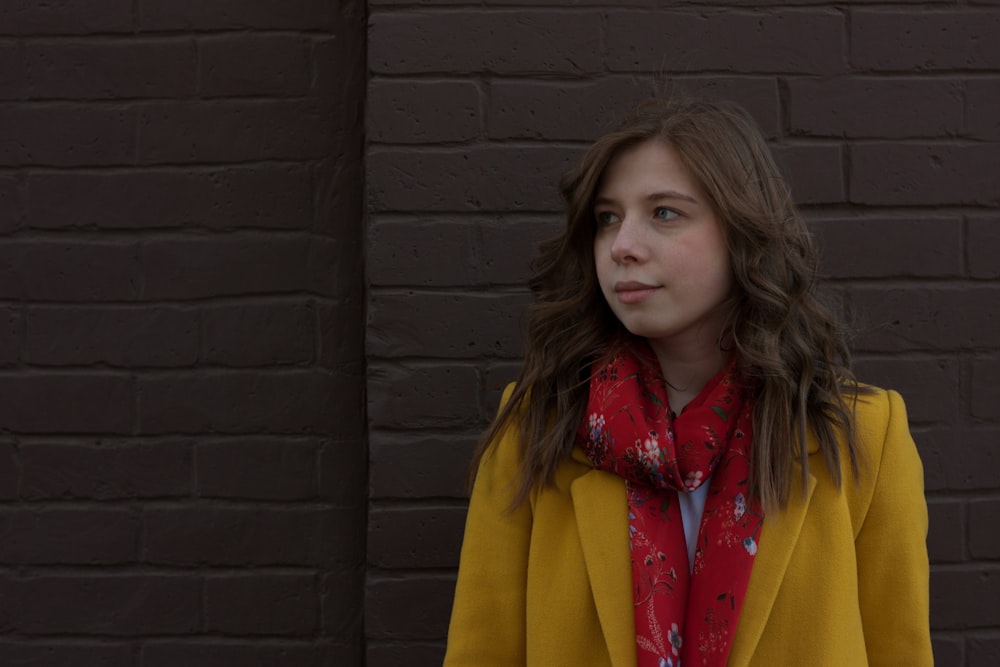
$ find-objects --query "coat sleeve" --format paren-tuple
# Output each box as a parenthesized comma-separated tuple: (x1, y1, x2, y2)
(443, 384, 532, 667)
(854, 389, 933, 666)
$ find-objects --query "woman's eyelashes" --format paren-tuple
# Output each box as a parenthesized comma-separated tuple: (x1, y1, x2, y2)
(653, 206, 680, 221)
(594, 207, 681, 226)
(595, 210, 620, 226)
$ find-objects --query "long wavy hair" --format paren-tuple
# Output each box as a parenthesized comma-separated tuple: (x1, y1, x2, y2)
(472, 98, 867, 512)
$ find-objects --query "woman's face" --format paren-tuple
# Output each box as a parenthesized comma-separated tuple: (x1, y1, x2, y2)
(593, 139, 733, 358)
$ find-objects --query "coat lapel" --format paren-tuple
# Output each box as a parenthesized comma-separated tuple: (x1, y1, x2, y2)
(570, 448, 637, 667)
(727, 455, 818, 666)
(569, 444, 819, 667)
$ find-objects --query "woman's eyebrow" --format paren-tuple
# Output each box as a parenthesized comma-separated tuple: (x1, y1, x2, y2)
(593, 190, 699, 208)
(646, 190, 698, 204)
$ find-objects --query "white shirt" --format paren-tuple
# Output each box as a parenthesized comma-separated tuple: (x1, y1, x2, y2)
(678, 480, 710, 573)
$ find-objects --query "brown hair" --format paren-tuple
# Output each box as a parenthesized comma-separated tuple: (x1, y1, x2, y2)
(472, 97, 868, 512)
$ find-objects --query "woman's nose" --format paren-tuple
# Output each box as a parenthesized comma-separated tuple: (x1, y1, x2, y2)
(609, 217, 645, 264)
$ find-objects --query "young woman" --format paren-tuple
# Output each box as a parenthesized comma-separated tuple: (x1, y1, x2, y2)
(443, 99, 931, 666)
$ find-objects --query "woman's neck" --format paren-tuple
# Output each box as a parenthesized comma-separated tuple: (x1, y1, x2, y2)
(648, 341, 729, 414)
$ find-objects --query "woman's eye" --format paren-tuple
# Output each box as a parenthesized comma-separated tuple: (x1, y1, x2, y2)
(654, 207, 678, 221)
(596, 211, 619, 225)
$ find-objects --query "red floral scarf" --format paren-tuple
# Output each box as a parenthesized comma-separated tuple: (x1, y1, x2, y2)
(576, 340, 763, 667)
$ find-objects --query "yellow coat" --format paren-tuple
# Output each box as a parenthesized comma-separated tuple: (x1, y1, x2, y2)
(444, 385, 932, 666)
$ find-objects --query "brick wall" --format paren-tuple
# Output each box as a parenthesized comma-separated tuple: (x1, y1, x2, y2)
(0, 1, 367, 664)
(365, 2, 1000, 666)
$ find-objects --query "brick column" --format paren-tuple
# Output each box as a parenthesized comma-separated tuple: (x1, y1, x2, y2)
(0, 1, 366, 664)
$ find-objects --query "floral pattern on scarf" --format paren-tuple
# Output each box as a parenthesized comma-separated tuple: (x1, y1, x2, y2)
(577, 339, 763, 667)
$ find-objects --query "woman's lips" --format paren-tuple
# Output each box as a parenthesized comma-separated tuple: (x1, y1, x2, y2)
(614, 281, 660, 305)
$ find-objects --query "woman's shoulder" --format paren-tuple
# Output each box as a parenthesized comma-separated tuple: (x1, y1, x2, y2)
(840, 383, 923, 520)
(850, 383, 911, 448)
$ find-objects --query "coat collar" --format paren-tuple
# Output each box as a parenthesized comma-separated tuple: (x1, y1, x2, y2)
(569, 444, 818, 667)
(569, 449, 637, 667)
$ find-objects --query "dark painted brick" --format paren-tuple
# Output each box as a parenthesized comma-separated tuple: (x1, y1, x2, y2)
(967, 78, 1000, 141)
(969, 635, 1000, 667)
(318, 298, 365, 368)
(969, 499, 1000, 559)
(931, 635, 965, 667)
(674, 76, 782, 138)
(369, 434, 474, 499)
(196, 437, 318, 500)
(142, 642, 343, 667)
(0, 41, 22, 100)
(0, 0, 133, 35)
(367, 219, 479, 287)
(311, 32, 366, 102)
(849, 286, 1000, 352)
(309, 224, 361, 300)
(369, 506, 466, 569)
(488, 77, 650, 142)
(318, 438, 368, 505)
(24, 306, 198, 366)
(320, 572, 365, 644)
(852, 9, 1000, 71)
(368, 641, 445, 667)
(205, 574, 317, 636)
(968, 216, 1000, 279)
(789, 77, 963, 138)
(607, 10, 845, 74)
(139, 0, 337, 31)
(367, 363, 480, 429)
(930, 566, 1000, 629)
(490, 76, 779, 141)
(136, 100, 335, 164)
(313, 138, 366, 237)
(811, 217, 962, 279)
(478, 217, 560, 286)
(854, 357, 959, 424)
(370, 11, 603, 75)
(0, 508, 137, 564)
(19, 440, 191, 500)
(851, 143, 1000, 206)
(484, 362, 523, 416)
(0, 442, 17, 500)
(367, 146, 582, 212)
(11, 575, 201, 635)
(323, 506, 367, 568)
(27, 166, 312, 230)
(927, 499, 965, 563)
(912, 428, 947, 492)
(0, 374, 133, 433)
(0, 174, 22, 233)
(199, 34, 310, 98)
(0, 240, 140, 301)
(142, 236, 328, 300)
(368, 291, 528, 359)
(202, 301, 314, 366)
(0, 104, 135, 167)
(916, 427, 1000, 492)
(0, 642, 132, 667)
(972, 360, 1000, 423)
(368, 80, 480, 144)
(137, 369, 356, 435)
(0, 307, 19, 366)
(370, 0, 694, 4)
(25, 39, 195, 99)
(143, 507, 325, 566)
(365, 575, 455, 639)
(772, 143, 845, 205)
(321, 567, 365, 637)
(371, 0, 888, 4)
